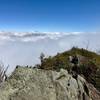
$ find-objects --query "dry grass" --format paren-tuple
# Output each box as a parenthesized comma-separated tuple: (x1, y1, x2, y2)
(0, 63, 8, 84)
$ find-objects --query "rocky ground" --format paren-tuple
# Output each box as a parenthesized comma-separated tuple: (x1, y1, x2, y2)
(0, 67, 100, 100)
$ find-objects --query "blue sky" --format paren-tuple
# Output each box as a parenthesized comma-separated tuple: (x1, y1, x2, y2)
(0, 0, 99, 32)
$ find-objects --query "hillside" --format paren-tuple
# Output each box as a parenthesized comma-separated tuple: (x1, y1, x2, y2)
(0, 67, 100, 100)
(0, 47, 100, 100)
(39, 47, 100, 91)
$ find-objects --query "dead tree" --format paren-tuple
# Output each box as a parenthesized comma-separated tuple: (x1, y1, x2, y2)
(0, 64, 9, 83)
(40, 53, 45, 64)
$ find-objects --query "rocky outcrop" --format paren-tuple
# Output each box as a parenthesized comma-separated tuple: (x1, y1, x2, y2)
(0, 67, 100, 100)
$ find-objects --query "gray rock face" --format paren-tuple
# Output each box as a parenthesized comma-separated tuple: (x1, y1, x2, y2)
(0, 67, 98, 100)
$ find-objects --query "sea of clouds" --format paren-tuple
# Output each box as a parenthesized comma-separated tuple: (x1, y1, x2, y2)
(0, 31, 99, 74)
(0, 31, 81, 42)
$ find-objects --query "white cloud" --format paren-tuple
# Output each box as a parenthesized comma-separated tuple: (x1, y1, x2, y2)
(0, 31, 99, 74)
(0, 31, 83, 42)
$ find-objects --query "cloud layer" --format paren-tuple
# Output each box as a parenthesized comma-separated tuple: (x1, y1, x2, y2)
(0, 31, 82, 42)
(0, 31, 99, 74)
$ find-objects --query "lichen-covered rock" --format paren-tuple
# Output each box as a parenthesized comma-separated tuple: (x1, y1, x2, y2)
(0, 67, 99, 100)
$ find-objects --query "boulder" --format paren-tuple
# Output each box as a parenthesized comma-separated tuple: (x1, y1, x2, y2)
(0, 67, 99, 100)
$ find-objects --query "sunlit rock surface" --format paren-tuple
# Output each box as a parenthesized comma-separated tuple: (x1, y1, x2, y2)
(0, 67, 100, 100)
